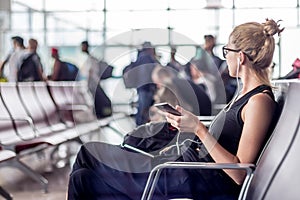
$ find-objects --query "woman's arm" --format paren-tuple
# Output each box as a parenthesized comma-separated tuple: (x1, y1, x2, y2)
(166, 92, 276, 184)
(233, 93, 276, 183)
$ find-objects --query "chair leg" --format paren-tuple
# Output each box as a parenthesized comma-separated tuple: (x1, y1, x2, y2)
(11, 159, 48, 193)
(50, 145, 60, 162)
(0, 186, 13, 200)
(50, 141, 82, 169)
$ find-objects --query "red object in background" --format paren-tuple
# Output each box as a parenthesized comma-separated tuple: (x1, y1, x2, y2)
(292, 58, 300, 70)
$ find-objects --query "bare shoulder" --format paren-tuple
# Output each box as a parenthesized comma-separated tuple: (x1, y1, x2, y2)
(246, 91, 276, 114)
(249, 91, 275, 106)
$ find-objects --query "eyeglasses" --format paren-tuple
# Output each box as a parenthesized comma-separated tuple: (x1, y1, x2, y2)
(222, 46, 240, 59)
(222, 46, 253, 61)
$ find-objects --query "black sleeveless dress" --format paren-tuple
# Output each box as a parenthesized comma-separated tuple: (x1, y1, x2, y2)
(67, 85, 278, 200)
(178, 84, 277, 199)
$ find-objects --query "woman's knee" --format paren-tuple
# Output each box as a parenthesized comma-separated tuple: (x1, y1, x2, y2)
(68, 168, 99, 199)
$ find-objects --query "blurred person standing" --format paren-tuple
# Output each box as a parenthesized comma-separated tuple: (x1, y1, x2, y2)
(81, 41, 100, 92)
(203, 35, 237, 103)
(0, 36, 26, 82)
(134, 41, 159, 126)
(27, 38, 46, 80)
(49, 47, 79, 81)
(49, 47, 64, 81)
(0, 39, 13, 80)
(166, 46, 184, 73)
(17, 38, 46, 81)
(185, 57, 226, 106)
(80, 41, 112, 118)
(203, 34, 224, 70)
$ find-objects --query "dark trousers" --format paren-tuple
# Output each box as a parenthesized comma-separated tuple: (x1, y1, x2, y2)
(67, 142, 193, 200)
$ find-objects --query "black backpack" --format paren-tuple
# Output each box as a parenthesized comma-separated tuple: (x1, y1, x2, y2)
(98, 60, 113, 80)
(57, 62, 80, 81)
(18, 53, 41, 82)
(65, 62, 80, 81)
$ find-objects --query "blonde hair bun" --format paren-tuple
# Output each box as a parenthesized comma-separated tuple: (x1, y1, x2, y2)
(263, 18, 284, 37)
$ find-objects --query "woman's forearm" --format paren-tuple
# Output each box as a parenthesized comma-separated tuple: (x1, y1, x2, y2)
(195, 125, 246, 184)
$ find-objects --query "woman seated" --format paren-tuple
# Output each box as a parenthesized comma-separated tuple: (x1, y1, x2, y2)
(67, 18, 283, 200)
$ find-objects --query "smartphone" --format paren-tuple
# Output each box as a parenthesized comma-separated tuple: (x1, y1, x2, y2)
(154, 102, 182, 116)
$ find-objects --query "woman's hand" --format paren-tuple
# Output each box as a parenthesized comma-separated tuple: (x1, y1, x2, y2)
(165, 105, 206, 136)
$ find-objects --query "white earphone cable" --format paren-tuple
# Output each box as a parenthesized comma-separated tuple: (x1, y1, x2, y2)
(175, 57, 241, 155)
(224, 58, 241, 112)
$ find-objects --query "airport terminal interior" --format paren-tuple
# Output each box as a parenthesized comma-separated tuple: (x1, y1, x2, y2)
(0, 0, 300, 199)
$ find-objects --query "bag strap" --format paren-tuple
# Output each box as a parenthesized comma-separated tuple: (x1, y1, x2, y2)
(20, 53, 35, 69)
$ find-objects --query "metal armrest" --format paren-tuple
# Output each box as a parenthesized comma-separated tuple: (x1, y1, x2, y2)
(197, 116, 215, 121)
(213, 104, 226, 110)
(0, 116, 39, 140)
(57, 104, 89, 112)
(197, 116, 215, 126)
(141, 161, 255, 200)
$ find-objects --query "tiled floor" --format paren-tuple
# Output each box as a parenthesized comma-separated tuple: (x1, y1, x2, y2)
(1, 114, 136, 200)
(7, 166, 69, 200)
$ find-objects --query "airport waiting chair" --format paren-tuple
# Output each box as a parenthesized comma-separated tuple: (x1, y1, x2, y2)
(32, 81, 67, 132)
(142, 81, 300, 200)
(0, 81, 105, 193)
(0, 147, 16, 200)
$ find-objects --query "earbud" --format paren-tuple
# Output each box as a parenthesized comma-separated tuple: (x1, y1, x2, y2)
(237, 58, 240, 65)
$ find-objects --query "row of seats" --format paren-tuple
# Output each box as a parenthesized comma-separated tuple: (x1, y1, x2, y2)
(1, 79, 298, 199)
(142, 80, 300, 200)
(0, 81, 102, 199)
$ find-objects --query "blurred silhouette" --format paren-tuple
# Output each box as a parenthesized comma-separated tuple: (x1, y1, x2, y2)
(220, 64, 238, 103)
(203, 34, 224, 70)
(49, 47, 79, 81)
(150, 65, 211, 122)
(123, 41, 159, 126)
(166, 46, 184, 73)
(184, 57, 226, 106)
(203, 35, 237, 103)
(0, 36, 26, 82)
(17, 38, 46, 81)
(80, 41, 112, 118)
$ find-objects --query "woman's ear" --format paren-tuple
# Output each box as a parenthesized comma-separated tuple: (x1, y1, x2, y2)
(239, 52, 246, 64)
